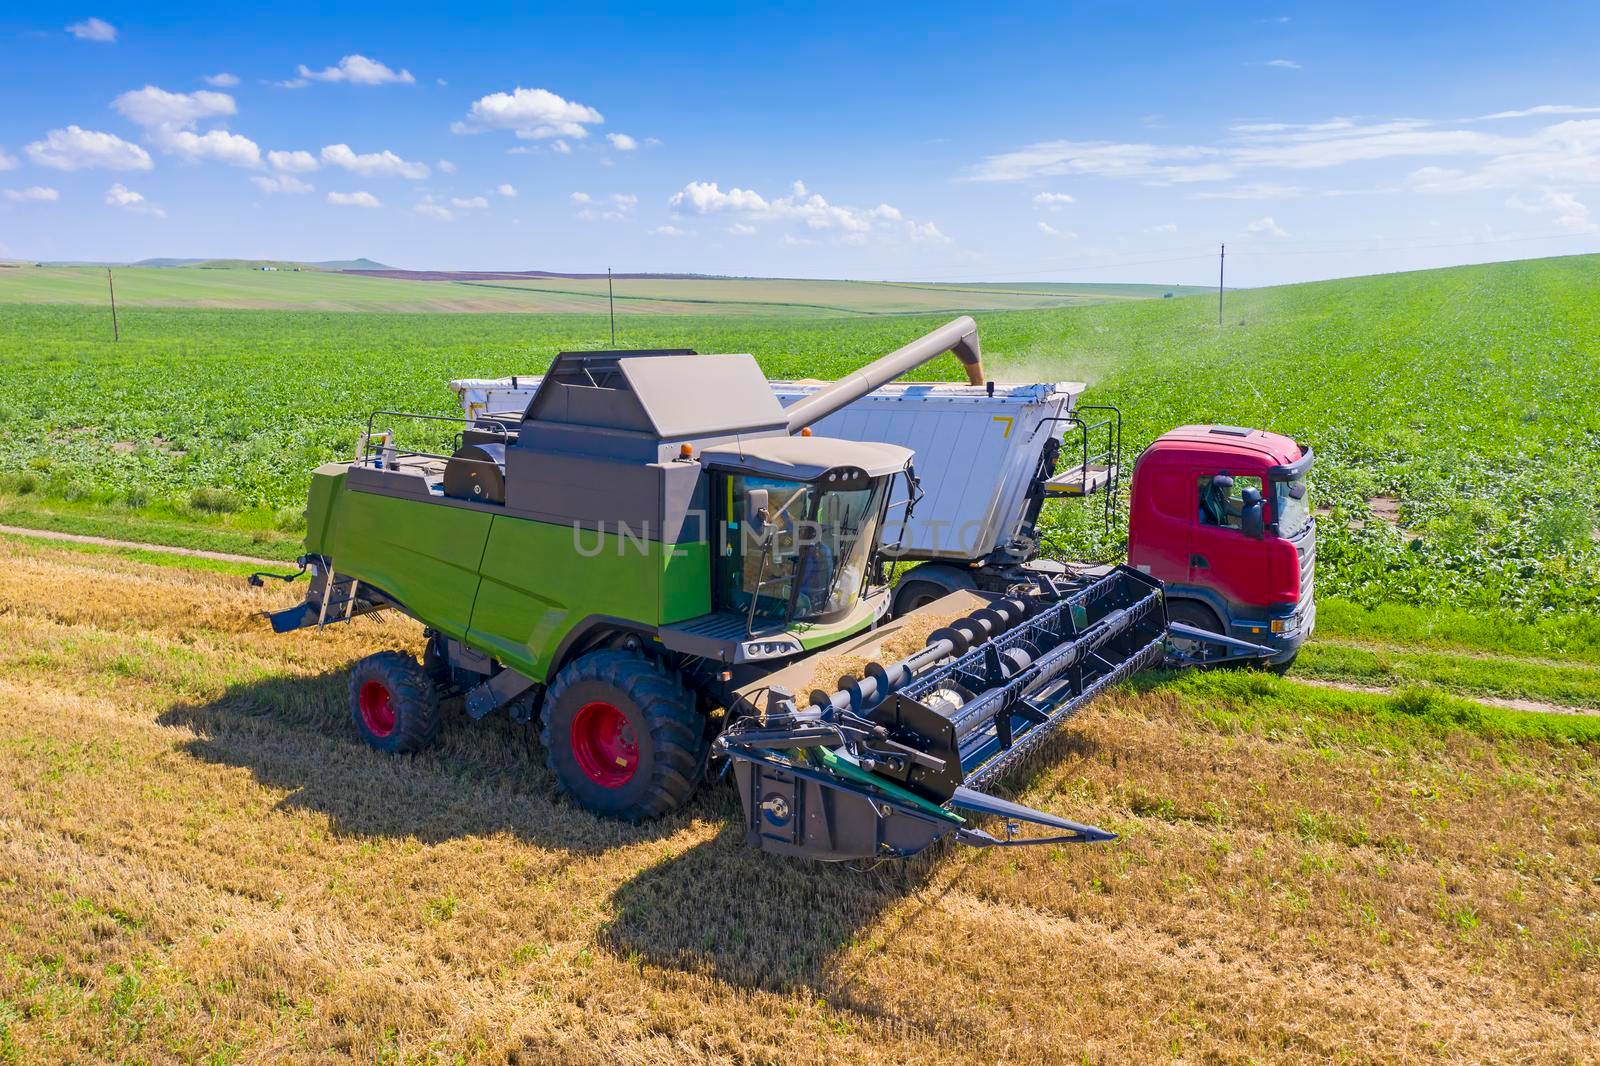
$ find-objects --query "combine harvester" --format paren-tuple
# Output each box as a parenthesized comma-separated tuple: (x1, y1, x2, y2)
(263, 318, 1315, 861)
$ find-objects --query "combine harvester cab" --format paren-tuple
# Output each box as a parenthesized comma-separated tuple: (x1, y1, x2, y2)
(268, 316, 1283, 863)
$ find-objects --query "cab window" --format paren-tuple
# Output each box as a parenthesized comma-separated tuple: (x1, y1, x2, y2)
(1197, 474, 1262, 529)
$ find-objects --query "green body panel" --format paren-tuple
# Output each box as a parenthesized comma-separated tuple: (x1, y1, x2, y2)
(324, 489, 494, 642)
(469, 514, 709, 678)
(302, 465, 347, 557)
(660, 540, 712, 624)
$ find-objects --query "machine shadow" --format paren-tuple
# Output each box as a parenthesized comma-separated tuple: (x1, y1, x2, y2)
(156, 668, 694, 854)
(602, 728, 1106, 995)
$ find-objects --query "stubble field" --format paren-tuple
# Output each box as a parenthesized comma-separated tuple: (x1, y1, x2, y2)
(0, 535, 1595, 1062)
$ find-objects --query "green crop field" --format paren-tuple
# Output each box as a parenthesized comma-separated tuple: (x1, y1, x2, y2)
(2, 253, 1596, 628)
(0, 264, 1199, 316)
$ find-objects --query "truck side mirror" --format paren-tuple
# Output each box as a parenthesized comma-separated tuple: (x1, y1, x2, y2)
(1240, 488, 1265, 540)
(743, 488, 769, 536)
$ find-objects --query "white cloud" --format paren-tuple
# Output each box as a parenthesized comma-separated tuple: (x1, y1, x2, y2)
(496, 183, 517, 197)
(607, 133, 638, 151)
(320, 144, 429, 179)
(271, 78, 309, 90)
(202, 73, 240, 88)
(728, 223, 757, 236)
(1191, 182, 1309, 200)
(0, 148, 16, 171)
(669, 181, 770, 213)
(3, 187, 60, 203)
(1506, 190, 1596, 232)
(970, 139, 1230, 184)
(251, 174, 313, 194)
(437, 159, 456, 174)
(328, 190, 381, 207)
(414, 199, 454, 221)
(652, 225, 687, 237)
(1037, 221, 1076, 238)
(113, 85, 237, 128)
(27, 126, 152, 171)
(668, 179, 943, 245)
(154, 127, 260, 167)
(455, 87, 603, 140)
(450, 196, 488, 209)
(268, 149, 318, 173)
(298, 55, 414, 86)
(1478, 104, 1600, 121)
(66, 17, 116, 41)
(1245, 215, 1289, 237)
(1144, 222, 1178, 234)
(574, 192, 637, 221)
(1260, 59, 1301, 69)
(1033, 191, 1075, 210)
(550, 139, 572, 155)
(105, 183, 164, 216)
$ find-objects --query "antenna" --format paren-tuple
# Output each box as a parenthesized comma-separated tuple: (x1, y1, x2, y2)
(1218, 244, 1225, 326)
(608, 266, 616, 345)
(107, 268, 120, 341)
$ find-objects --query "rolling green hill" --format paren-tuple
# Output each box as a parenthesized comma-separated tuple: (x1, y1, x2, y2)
(0, 263, 1202, 316)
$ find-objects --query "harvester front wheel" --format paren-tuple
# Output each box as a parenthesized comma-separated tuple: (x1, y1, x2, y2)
(541, 650, 705, 821)
(349, 651, 442, 754)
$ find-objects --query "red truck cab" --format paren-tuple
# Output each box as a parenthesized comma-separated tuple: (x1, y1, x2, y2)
(1126, 425, 1315, 665)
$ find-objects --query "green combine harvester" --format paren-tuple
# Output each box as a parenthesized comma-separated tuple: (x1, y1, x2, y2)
(263, 317, 1269, 861)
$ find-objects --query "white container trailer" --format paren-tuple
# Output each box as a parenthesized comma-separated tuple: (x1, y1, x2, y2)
(451, 374, 1117, 605)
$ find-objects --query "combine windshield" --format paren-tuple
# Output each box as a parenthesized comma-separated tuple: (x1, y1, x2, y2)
(717, 473, 887, 625)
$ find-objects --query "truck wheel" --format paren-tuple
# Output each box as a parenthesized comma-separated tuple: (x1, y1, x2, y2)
(1165, 600, 1229, 667)
(349, 651, 441, 753)
(893, 564, 975, 616)
(540, 650, 706, 821)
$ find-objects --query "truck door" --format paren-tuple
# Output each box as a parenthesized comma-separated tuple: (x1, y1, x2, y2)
(1188, 469, 1267, 610)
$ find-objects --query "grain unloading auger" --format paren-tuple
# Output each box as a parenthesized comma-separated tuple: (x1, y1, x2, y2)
(266, 315, 1283, 864)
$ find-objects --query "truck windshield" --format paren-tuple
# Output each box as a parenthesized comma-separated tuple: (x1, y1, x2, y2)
(1273, 473, 1312, 538)
(718, 474, 886, 624)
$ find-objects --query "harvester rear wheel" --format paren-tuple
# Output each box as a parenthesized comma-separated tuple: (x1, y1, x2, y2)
(540, 650, 706, 821)
(349, 651, 442, 754)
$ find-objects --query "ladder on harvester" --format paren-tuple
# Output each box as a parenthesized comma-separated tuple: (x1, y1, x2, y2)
(1042, 404, 1123, 535)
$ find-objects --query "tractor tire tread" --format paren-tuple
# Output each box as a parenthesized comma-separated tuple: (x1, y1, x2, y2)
(540, 649, 706, 821)
(349, 650, 441, 754)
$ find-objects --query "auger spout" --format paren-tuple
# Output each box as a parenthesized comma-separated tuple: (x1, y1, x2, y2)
(782, 316, 984, 434)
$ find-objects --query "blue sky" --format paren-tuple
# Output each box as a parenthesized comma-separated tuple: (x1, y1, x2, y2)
(3, 2, 1599, 286)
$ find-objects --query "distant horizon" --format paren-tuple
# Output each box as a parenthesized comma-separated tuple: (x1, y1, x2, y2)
(9, 248, 1594, 293)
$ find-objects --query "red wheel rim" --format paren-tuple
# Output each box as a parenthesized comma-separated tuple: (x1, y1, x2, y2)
(358, 680, 396, 737)
(570, 700, 639, 788)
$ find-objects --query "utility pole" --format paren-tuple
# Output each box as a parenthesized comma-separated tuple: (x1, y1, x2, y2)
(607, 267, 616, 345)
(1217, 244, 1225, 326)
(107, 268, 120, 341)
